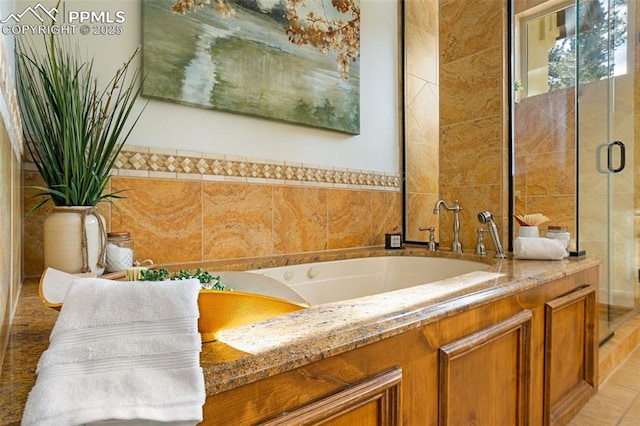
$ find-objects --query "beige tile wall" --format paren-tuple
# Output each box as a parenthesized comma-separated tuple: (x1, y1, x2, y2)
(0, 119, 12, 363)
(636, 2, 640, 308)
(0, 117, 22, 366)
(513, 88, 576, 237)
(438, 0, 509, 251)
(23, 151, 402, 276)
(0, 29, 23, 365)
(404, 0, 440, 242)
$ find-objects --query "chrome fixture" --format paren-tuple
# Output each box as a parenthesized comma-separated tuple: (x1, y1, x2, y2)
(477, 211, 507, 258)
(433, 199, 462, 253)
(419, 226, 437, 251)
(475, 227, 487, 256)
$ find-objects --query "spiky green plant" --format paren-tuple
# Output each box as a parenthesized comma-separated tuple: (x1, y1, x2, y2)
(16, 33, 144, 216)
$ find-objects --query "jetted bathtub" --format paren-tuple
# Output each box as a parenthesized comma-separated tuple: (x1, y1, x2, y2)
(249, 256, 489, 305)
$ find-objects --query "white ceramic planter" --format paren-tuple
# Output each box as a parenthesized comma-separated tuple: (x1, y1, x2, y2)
(43, 206, 106, 275)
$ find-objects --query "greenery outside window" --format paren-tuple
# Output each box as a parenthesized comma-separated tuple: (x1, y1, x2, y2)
(519, 0, 627, 98)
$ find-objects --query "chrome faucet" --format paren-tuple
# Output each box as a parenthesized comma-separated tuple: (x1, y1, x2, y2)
(477, 211, 507, 258)
(433, 199, 462, 253)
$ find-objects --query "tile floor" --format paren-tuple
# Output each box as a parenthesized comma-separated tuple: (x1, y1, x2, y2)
(569, 345, 640, 425)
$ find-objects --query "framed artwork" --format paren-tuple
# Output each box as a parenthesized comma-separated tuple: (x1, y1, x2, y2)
(141, 0, 360, 134)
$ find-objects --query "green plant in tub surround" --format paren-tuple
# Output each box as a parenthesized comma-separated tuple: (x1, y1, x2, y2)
(16, 26, 144, 215)
(139, 268, 229, 291)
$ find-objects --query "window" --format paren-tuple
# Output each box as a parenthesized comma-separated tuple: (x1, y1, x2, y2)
(519, 0, 627, 98)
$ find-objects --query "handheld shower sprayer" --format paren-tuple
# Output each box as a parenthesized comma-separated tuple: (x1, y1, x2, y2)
(477, 211, 507, 258)
(477, 211, 494, 226)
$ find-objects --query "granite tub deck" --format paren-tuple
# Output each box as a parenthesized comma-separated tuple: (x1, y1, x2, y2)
(0, 247, 601, 424)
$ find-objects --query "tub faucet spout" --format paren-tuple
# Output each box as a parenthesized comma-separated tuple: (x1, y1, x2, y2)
(477, 211, 507, 258)
(433, 199, 462, 253)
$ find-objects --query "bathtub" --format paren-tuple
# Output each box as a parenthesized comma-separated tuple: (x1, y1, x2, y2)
(249, 256, 488, 305)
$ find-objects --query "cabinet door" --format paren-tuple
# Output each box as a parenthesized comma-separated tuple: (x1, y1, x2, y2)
(544, 286, 597, 426)
(438, 310, 533, 425)
(262, 368, 402, 425)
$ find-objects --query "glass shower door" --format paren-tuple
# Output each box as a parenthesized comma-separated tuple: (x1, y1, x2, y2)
(575, 0, 636, 342)
(511, 0, 637, 343)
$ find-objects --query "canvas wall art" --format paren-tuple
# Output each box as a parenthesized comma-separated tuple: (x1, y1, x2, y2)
(142, 0, 360, 134)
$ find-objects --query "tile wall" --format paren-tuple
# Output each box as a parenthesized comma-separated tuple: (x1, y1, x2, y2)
(0, 117, 21, 366)
(404, 0, 440, 242)
(0, 121, 8, 360)
(0, 40, 22, 365)
(438, 0, 509, 250)
(513, 88, 576, 234)
(23, 147, 402, 276)
(636, 1, 640, 308)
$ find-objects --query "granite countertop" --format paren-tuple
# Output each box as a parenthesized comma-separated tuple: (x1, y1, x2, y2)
(0, 247, 601, 423)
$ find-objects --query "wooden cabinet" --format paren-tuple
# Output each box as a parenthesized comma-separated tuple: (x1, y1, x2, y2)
(203, 266, 598, 426)
(544, 286, 597, 425)
(262, 368, 402, 425)
(438, 310, 533, 425)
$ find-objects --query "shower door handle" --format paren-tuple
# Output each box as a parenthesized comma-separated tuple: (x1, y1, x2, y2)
(596, 140, 626, 174)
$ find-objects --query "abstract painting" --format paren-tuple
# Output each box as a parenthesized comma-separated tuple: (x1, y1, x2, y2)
(142, 0, 360, 134)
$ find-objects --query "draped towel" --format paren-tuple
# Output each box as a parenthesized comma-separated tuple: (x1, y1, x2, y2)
(22, 278, 205, 426)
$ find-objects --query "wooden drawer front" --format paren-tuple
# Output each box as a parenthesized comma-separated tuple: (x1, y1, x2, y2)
(262, 368, 402, 425)
(439, 310, 533, 426)
(544, 287, 597, 426)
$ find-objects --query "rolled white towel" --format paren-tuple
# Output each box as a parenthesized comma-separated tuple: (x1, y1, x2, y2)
(513, 237, 568, 260)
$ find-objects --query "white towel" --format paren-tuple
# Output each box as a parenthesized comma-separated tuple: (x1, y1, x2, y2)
(513, 237, 568, 260)
(22, 278, 205, 426)
(51, 279, 201, 333)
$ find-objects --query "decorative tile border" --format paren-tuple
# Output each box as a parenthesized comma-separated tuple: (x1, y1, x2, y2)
(111, 147, 400, 191)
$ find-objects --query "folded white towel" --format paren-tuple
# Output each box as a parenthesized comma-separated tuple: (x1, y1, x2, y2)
(22, 278, 205, 426)
(51, 279, 200, 335)
(513, 237, 568, 260)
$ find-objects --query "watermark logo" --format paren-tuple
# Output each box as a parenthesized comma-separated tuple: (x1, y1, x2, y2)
(0, 3, 58, 24)
(1, 2, 126, 36)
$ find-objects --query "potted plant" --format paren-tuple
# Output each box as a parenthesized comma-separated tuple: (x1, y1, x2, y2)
(16, 31, 144, 275)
